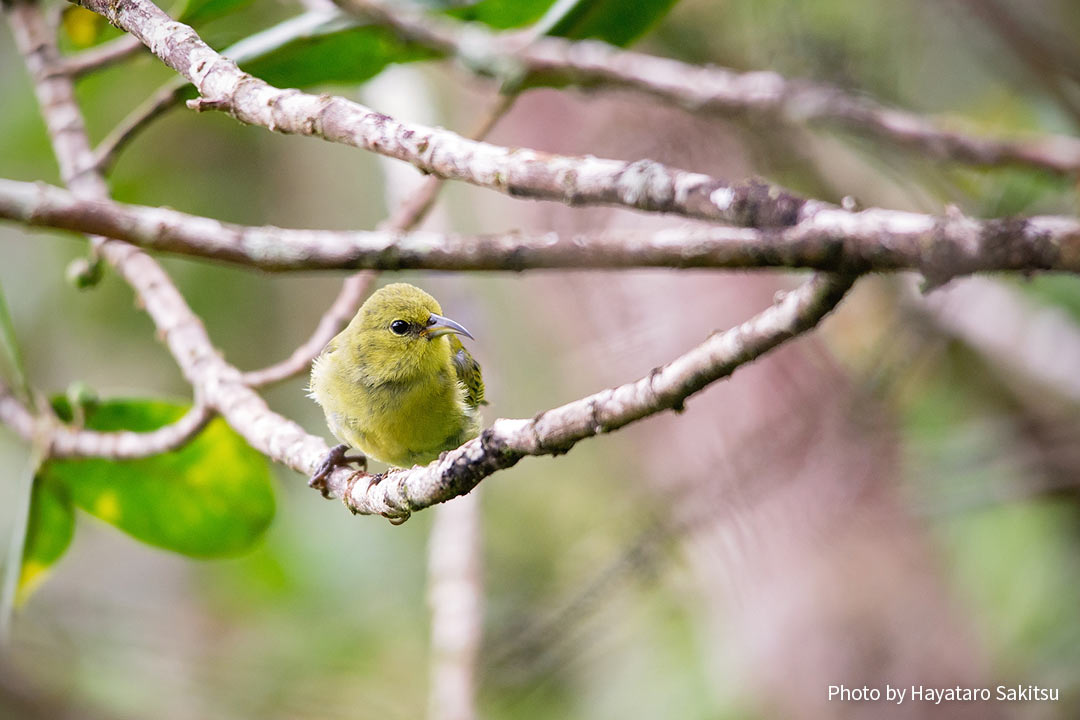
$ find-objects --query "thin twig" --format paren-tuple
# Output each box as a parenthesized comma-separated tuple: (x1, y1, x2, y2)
(60, 33, 144, 77)
(240, 273, 376, 388)
(49, 403, 213, 459)
(0, 380, 213, 459)
(91, 79, 188, 174)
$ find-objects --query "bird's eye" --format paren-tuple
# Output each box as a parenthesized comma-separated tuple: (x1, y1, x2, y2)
(390, 320, 410, 335)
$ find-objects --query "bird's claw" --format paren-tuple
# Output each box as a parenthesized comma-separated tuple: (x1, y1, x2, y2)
(384, 511, 410, 526)
(309, 443, 367, 498)
(361, 471, 410, 525)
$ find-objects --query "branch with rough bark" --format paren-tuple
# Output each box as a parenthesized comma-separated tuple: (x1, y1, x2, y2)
(3, 178, 1077, 283)
(338, 0, 1080, 176)
(71, 0, 822, 227)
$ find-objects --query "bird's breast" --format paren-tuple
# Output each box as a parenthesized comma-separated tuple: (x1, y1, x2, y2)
(314, 358, 474, 467)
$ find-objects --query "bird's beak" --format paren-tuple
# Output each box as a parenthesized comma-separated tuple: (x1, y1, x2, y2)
(423, 313, 475, 340)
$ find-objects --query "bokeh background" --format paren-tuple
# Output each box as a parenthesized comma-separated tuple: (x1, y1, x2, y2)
(3, 0, 1080, 718)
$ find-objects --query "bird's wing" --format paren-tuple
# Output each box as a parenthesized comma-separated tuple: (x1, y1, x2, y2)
(449, 335, 487, 408)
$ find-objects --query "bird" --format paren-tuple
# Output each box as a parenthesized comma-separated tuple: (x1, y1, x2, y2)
(307, 282, 485, 493)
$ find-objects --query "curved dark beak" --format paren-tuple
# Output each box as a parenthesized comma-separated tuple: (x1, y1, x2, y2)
(423, 313, 474, 340)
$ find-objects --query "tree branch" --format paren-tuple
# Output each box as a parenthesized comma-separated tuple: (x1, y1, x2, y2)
(338, 0, 1080, 176)
(321, 272, 856, 521)
(91, 79, 188, 174)
(0, 380, 213, 459)
(4, 178, 1078, 283)
(60, 33, 144, 77)
(71, 0, 825, 226)
(239, 272, 376, 388)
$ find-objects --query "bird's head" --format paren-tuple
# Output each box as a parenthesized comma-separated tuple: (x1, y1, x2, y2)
(345, 283, 474, 384)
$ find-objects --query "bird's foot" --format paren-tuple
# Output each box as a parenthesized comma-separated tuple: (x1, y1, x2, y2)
(309, 443, 367, 498)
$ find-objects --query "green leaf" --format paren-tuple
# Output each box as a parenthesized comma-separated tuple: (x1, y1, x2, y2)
(454, 0, 682, 94)
(218, 0, 679, 94)
(240, 25, 436, 89)
(541, 0, 681, 46)
(449, 0, 555, 29)
(178, 0, 257, 26)
(41, 399, 275, 558)
(17, 476, 75, 606)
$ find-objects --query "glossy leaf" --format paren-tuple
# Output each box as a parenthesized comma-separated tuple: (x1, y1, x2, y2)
(178, 0, 257, 26)
(234, 0, 551, 94)
(542, 0, 681, 45)
(235, 0, 679, 93)
(449, 0, 555, 29)
(456, 0, 681, 44)
(240, 25, 435, 89)
(17, 476, 75, 606)
(41, 399, 275, 558)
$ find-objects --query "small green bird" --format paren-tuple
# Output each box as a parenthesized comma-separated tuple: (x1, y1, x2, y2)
(308, 283, 485, 488)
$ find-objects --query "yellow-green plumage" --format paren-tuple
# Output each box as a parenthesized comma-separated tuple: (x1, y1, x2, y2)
(309, 283, 484, 468)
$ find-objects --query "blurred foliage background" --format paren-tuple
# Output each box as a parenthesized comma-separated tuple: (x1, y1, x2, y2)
(4, 0, 1080, 718)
